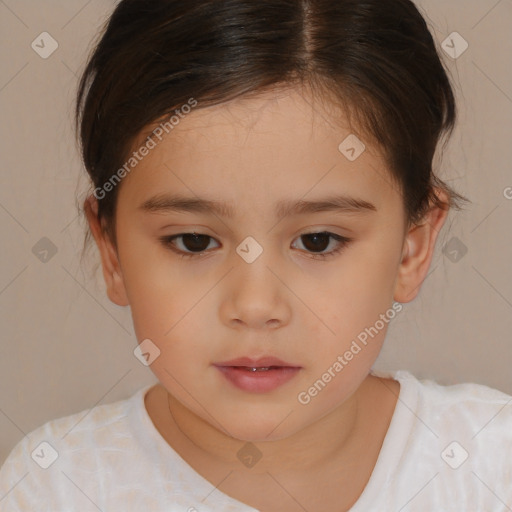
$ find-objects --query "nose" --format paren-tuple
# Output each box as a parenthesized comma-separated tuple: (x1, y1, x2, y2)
(219, 255, 292, 331)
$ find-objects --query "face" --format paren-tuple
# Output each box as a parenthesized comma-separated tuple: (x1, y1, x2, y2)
(88, 87, 444, 441)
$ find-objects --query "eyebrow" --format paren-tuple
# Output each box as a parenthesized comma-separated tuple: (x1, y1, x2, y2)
(139, 193, 377, 218)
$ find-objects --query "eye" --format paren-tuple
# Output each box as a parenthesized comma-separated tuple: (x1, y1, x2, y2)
(291, 232, 352, 260)
(159, 232, 220, 259)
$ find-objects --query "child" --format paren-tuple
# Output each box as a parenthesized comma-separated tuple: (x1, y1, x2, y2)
(1, 0, 511, 510)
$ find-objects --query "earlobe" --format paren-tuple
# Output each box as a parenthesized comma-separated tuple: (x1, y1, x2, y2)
(84, 195, 130, 307)
(393, 190, 450, 303)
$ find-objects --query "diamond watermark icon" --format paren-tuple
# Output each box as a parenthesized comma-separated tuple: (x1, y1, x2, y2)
(31, 32, 59, 59)
(134, 338, 161, 366)
(236, 236, 263, 264)
(441, 441, 469, 469)
(441, 32, 468, 60)
(32, 237, 58, 263)
(442, 236, 468, 263)
(237, 442, 263, 469)
(338, 134, 366, 161)
(31, 441, 58, 469)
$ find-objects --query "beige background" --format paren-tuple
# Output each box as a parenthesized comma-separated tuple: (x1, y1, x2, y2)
(0, 0, 511, 465)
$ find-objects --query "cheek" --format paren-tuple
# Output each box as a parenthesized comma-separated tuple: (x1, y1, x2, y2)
(320, 241, 400, 328)
(304, 232, 402, 373)
(117, 235, 208, 341)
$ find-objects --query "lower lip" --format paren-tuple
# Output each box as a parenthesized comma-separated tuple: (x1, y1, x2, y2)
(214, 366, 301, 393)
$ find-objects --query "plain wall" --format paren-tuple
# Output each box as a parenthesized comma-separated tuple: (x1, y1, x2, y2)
(1, 0, 511, 465)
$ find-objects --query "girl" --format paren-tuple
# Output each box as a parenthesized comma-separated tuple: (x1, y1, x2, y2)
(1, 0, 511, 510)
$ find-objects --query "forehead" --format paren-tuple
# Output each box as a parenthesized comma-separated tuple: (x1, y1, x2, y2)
(118, 87, 402, 219)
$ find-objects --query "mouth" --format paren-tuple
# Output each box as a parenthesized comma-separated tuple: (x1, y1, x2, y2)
(213, 356, 302, 393)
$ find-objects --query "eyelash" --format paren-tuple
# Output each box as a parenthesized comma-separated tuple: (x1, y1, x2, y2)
(159, 231, 352, 261)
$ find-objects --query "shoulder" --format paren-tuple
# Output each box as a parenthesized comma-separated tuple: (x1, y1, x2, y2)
(6, 387, 137, 458)
(396, 370, 512, 426)
(0, 385, 152, 510)
(390, 370, 512, 442)
(383, 370, 512, 507)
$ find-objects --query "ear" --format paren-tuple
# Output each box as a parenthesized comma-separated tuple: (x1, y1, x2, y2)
(84, 195, 129, 307)
(393, 188, 450, 303)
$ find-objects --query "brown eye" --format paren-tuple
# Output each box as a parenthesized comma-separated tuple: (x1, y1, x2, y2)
(292, 232, 352, 260)
(179, 233, 211, 252)
(300, 233, 331, 252)
(159, 232, 219, 258)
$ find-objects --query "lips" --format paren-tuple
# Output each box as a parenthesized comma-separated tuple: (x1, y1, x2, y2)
(213, 356, 302, 393)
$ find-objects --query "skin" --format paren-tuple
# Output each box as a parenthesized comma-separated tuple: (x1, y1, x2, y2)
(85, 86, 449, 511)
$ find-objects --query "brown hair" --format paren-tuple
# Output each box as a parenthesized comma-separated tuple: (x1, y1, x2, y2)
(76, 0, 468, 251)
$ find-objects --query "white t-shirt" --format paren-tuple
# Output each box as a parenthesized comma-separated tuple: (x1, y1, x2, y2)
(1, 370, 511, 511)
